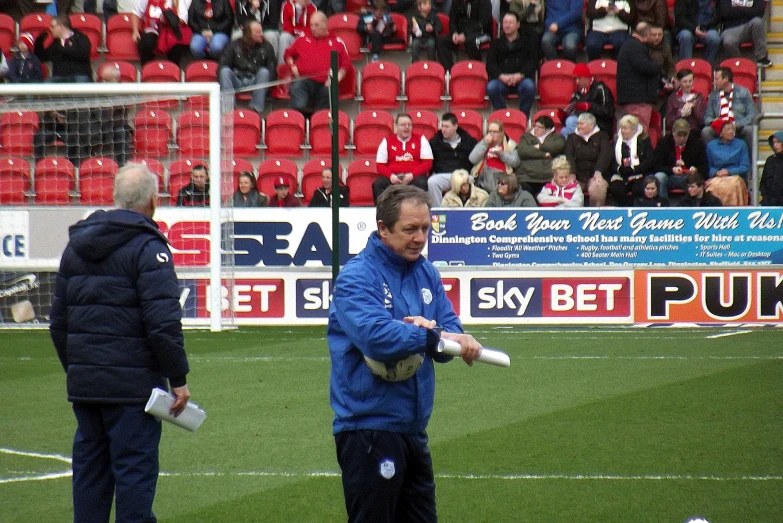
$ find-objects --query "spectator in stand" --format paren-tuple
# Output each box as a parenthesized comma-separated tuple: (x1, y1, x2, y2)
(410, 0, 442, 62)
(633, 174, 669, 207)
(565, 112, 612, 206)
(92, 67, 133, 166)
(34, 16, 92, 83)
(441, 169, 490, 207)
(702, 67, 758, 152)
(705, 118, 749, 206)
(469, 120, 520, 192)
(664, 69, 707, 134)
(540, 0, 583, 62)
(673, 0, 720, 65)
(486, 172, 537, 207)
(760, 132, 783, 206)
(372, 113, 434, 203)
(485, 12, 539, 117)
(358, 0, 403, 63)
(635, 0, 670, 47)
(269, 177, 301, 206)
(278, 0, 316, 65)
(585, 0, 635, 61)
(715, 0, 772, 67)
(648, 24, 676, 93)
(616, 22, 661, 132)
(427, 112, 479, 207)
(188, 0, 234, 60)
(536, 155, 584, 207)
(437, 0, 493, 71)
(176, 164, 210, 206)
(284, 12, 352, 114)
(233, 171, 269, 207)
(219, 20, 277, 114)
(678, 172, 722, 206)
(560, 62, 615, 138)
(309, 168, 350, 207)
(653, 119, 708, 194)
(515, 115, 566, 197)
(34, 109, 93, 167)
(132, 0, 193, 66)
(608, 114, 660, 206)
(7, 33, 44, 84)
(235, 0, 283, 59)
(506, 0, 544, 36)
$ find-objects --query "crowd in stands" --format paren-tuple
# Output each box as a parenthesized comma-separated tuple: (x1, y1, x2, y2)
(0, 0, 779, 208)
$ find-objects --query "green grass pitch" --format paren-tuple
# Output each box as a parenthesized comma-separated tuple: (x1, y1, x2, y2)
(1, 326, 781, 522)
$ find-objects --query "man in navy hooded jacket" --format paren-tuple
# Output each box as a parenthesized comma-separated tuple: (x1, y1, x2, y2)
(50, 162, 191, 523)
(328, 185, 482, 522)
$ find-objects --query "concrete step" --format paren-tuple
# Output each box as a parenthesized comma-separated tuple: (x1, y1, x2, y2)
(768, 32, 783, 44)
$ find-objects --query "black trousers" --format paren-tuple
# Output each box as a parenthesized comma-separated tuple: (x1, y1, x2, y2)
(335, 430, 437, 523)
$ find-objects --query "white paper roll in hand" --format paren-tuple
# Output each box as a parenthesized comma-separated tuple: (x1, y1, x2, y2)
(437, 339, 510, 368)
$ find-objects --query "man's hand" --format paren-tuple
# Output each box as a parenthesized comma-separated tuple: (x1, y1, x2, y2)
(716, 169, 729, 177)
(672, 166, 683, 175)
(548, 23, 558, 33)
(290, 63, 300, 78)
(440, 331, 483, 366)
(403, 316, 437, 329)
(170, 385, 191, 417)
(453, 32, 465, 45)
(132, 30, 141, 43)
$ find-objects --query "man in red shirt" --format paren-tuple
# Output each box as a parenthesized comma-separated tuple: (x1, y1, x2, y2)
(372, 113, 434, 203)
(283, 11, 352, 113)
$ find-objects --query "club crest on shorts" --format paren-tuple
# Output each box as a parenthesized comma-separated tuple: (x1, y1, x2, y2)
(421, 288, 432, 305)
(379, 459, 395, 480)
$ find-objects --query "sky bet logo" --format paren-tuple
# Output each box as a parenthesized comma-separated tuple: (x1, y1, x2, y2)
(296, 279, 333, 318)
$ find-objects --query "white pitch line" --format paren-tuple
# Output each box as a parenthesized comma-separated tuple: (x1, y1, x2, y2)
(0, 448, 72, 464)
(705, 330, 752, 339)
(0, 471, 72, 484)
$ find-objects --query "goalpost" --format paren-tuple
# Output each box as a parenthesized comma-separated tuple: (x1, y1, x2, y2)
(0, 82, 234, 331)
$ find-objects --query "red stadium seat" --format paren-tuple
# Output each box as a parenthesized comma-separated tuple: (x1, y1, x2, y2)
(675, 58, 713, 99)
(409, 110, 439, 141)
(382, 13, 408, 51)
(488, 109, 528, 142)
(97, 60, 138, 83)
(223, 157, 256, 191)
(78, 157, 119, 206)
(452, 109, 484, 141)
(69, 13, 102, 58)
(360, 61, 402, 109)
(0, 157, 31, 205)
(177, 110, 210, 158)
(537, 60, 576, 109)
(257, 158, 298, 197)
(448, 60, 488, 109)
(232, 109, 262, 158)
(0, 14, 16, 54)
(309, 109, 350, 158)
(345, 0, 368, 12)
(531, 109, 564, 134)
(184, 60, 219, 109)
(134, 109, 173, 158)
(105, 13, 139, 61)
(142, 60, 182, 109)
(263, 109, 306, 157)
(346, 159, 378, 206)
(0, 111, 40, 157)
(132, 157, 165, 192)
(167, 158, 207, 198)
(405, 61, 446, 109)
(34, 157, 74, 205)
(587, 59, 617, 99)
(302, 158, 342, 204)
(20, 13, 52, 42)
(352, 110, 394, 157)
(720, 58, 757, 96)
(436, 12, 450, 36)
(328, 13, 363, 62)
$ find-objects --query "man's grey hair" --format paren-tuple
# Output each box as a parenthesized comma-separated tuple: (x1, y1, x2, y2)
(114, 162, 158, 210)
(577, 112, 597, 127)
(635, 21, 650, 37)
(376, 186, 431, 231)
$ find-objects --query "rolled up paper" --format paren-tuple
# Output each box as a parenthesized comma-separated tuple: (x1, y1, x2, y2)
(437, 339, 511, 368)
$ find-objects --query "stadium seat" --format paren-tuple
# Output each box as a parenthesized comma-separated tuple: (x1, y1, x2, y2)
(531, 109, 564, 134)
(184, 60, 219, 109)
(34, 157, 75, 205)
(232, 109, 262, 158)
(0, 111, 39, 157)
(257, 158, 298, 197)
(409, 110, 439, 140)
(177, 110, 210, 158)
(382, 13, 408, 51)
(141, 60, 182, 108)
(448, 60, 488, 109)
(720, 58, 757, 96)
(167, 158, 207, 198)
(78, 157, 119, 206)
(105, 13, 139, 61)
(69, 13, 103, 58)
(352, 110, 394, 157)
(309, 109, 350, 158)
(263, 109, 306, 157)
(0, 14, 16, 55)
(133, 109, 173, 158)
(404, 61, 446, 109)
(327, 13, 363, 62)
(132, 157, 165, 193)
(223, 157, 256, 190)
(452, 109, 484, 141)
(537, 59, 576, 109)
(302, 158, 342, 204)
(97, 61, 138, 83)
(20, 13, 52, 42)
(360, 61, 402, 109)
(345, 0, 367, 12)
(0, 157, 31, 205)
(675, 58, 713, 99)
(587, 59, 617, 99)
(436, 12, 450, 36)
(488, 109, 528, 142)
(648, 111, 662, 149)
(346, 159, 378, 206)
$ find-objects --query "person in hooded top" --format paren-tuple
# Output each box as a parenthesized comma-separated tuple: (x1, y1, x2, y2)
(760, 131, 783, 206)
(537, 155, 584, 207)
(441, 169, 490, 207)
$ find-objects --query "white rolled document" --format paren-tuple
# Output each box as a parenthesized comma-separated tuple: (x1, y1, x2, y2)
(144, 388, 207, 432)
(437, 339, 511, 368)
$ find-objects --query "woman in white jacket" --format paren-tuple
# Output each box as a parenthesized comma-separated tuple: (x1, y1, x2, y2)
(536, 155, 584, 207)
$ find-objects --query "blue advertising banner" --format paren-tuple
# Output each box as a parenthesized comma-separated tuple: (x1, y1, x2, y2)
(428, 208, 783, 267)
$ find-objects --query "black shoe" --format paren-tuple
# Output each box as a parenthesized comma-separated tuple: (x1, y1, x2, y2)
(756, 57, 773, 68)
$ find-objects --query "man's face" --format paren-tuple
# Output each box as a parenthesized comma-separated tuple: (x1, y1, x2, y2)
(321, 170, 332, 187)
(502, 14, 519, 38)
(576, 76, 591, 90)
(50, 20, 64, 39)
(644, 181, 658, 199)
(687, 182, 704, 198)
(419, 0, 432, 15)
(396, 117, 413, 140)
(714, 71, 729, 91)
(310, 14, 328, 37)
(532, 120, 548, 137)
(440, 119, 457, 140)
(275, 185, 290, 198)
(250, 23, 264, 44)
(773, 137, 783, 154)
(648, 28, 663, 46)
(192, 169, 208, 190)
(378, 200, 430, 262)
(674, 131, 689, 147)
(679, 74, 694, 93)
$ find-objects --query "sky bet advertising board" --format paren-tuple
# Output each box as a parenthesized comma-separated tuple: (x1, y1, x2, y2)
(428, 208, 783, 267)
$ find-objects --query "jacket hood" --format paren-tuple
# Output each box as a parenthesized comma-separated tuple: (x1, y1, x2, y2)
(68, 209, 167, 262)
(769, 131, 783, 150)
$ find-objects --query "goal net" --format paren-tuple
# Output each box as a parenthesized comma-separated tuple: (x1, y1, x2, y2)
(0, 82, 235, 331)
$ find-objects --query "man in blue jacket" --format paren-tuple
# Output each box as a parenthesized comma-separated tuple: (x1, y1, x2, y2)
(50, 162, 191, 523)
(540, 0, 583, 61)
(329, 185, 482, 522)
